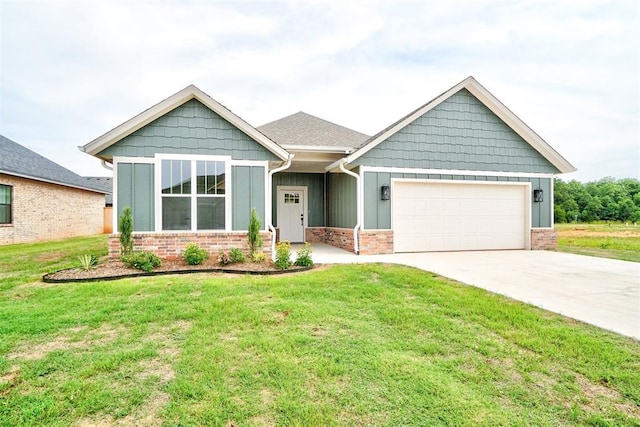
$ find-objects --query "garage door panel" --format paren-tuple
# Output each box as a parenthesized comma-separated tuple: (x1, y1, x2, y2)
(393, 182, 527, 252)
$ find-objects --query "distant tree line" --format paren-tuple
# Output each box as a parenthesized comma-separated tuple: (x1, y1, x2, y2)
(554, 177, 640, 223)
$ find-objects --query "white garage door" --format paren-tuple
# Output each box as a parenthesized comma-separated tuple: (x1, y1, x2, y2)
(393, 181, 528, 252)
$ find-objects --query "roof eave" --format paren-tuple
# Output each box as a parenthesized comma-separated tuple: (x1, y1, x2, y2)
(0, 169, 109, 194)
(344, 76, 576, 174)
(80, 85, 290, 161)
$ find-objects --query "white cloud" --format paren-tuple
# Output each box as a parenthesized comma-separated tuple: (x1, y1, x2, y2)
(1, 0, 638, 182)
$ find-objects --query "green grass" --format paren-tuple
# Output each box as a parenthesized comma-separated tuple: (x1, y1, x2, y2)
(556, 223, 640, 263)
(1, 238, 639, 426)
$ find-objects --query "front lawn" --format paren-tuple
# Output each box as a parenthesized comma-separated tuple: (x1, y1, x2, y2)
(556, 223, 640, 263)
(0, 237, 639, 426)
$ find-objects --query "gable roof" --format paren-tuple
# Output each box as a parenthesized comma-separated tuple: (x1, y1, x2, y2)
(80, 85, 290, 161)
(258, 112, 369, 152)
(0, 135, 108, 193)
(330, 76, 576, 174)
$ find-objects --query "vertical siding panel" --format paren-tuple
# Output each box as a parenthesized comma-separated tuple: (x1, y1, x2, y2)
(232, 166, 251, 231)
(117, 163, 133, 221)
(251, 166, 266, 229)
(272, 173, 325, 227)
(363, 172, 378, 229)
(531, 177, 541, 227)
(133, 164, 154, 231)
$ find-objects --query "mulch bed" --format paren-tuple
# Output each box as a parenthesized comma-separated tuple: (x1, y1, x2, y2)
(43, 258, 312, 283)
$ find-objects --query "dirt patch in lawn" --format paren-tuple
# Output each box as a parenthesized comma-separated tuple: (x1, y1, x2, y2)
(576, 374, 640, 418)
(558, 228, 640, 238)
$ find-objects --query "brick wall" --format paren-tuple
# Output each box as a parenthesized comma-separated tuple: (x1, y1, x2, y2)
(358, 229, 394, 255)
(531, 228, 558, 250)
(0, 174, 104, 245)
(108, 231, 272, 259)
(305, 227, 325, 244)
(324, 227, 355, 253)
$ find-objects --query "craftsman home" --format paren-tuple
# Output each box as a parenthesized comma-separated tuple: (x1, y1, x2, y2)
(80, 77, 575, 258)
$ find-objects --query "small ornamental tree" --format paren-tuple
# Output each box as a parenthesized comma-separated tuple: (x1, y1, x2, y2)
(119, 207, 133, 259)
(248, 208, 263, 258)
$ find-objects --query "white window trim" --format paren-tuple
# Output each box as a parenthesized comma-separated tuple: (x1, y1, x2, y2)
(155, 154, 232, 232)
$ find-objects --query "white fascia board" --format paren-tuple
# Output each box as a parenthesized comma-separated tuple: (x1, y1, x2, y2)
(344, 78, 471, 165)
(81, 85, 290, 161)
(343, 76, 576, 174)
(359, 165, 555, 179)
(464, 78, 576, 174)
(283, 145, 352, 153)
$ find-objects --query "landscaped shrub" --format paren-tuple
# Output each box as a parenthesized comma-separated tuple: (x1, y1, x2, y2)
(229, 247, 245, 263)
(294, 242, 314, 267)
(252, 251, 266, 263)
(274, 241, 292, 270)
(183, 243, 209, 265)
(123, 251, 161, 272)
(77, 254, 98, 271)
(218, 248, 245, 265)
(119, 207, 133, 258)
(248, 208, 263, 258)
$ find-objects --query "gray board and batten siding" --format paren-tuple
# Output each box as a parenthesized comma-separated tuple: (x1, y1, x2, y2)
(116, 163, 155, 231)
(363, 172, 552, 229)
(232, 166, 266, 231)
(98, 99, 280, 161)
(272, 173, 325, 228)
(351, 89, 560, 174)
(327, 172, 357, 229)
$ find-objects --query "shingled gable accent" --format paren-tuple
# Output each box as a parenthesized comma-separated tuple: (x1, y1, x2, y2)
(327, 76, 576, 174)
(80, 84, 289, 161)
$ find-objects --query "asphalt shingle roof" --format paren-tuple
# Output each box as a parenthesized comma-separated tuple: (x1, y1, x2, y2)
(258, 112, 369, 150)
(0, 134, 107, 193)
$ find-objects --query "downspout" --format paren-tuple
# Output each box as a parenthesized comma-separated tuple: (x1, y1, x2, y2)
(101, 160, 113, 171)
(339, 162, 361, 255)
(268, 155, 293, 259)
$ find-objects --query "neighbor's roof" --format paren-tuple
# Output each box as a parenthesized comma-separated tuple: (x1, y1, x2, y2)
(85, 176, 113, 205)
(328, 76, 577, 174)
(81, 84, 290, 161)
(258, 112, 369, 152)
(0, 135, 108, 193)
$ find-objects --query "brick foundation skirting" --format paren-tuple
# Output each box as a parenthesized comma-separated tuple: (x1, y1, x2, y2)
(324, 228, 355, 253)
(358, 229, 394, 255)
(531, 228, 558, 250)
(108, 231, 272, 259)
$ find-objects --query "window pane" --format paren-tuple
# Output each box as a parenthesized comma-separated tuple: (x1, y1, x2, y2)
(0, 185, 9, 204)
(0, 185, 11, 224)
(197, 197, 225, 230)
(162, 160, 191, 194)
(162, 197, 191, 230)
(196, 161, 225, 195)
(0, 205, 9, 224)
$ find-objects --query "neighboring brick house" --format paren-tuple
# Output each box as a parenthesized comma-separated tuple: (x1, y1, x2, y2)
(80, 76, 575, 257)
(0, 135, 109, 245)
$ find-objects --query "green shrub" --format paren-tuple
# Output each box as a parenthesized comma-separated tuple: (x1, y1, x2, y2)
(123, 251, 161, 272)
(183, 243, 209, 265)
(294, 242, 314, 267)
(77, 254, 98, 271)
(252, 251, 267, 263)
(248, 208, 263, 258)
(275, 241, 292, 270)
(119, 207, 133, 258)
(229, 247, 245, 263)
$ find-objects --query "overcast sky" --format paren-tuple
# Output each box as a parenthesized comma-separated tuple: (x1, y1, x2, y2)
(1, 0, 638, 182)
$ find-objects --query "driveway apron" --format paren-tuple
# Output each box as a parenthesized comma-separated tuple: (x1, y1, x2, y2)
(308, 245, 640, 340)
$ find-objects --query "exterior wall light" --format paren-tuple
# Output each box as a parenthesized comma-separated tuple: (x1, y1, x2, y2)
(381, 185, 390, 201)
(533, 189, 543, 203)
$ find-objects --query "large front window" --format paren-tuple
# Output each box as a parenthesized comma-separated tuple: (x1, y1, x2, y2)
(161, 159, 226, 230)
(0, 184, 11, 224)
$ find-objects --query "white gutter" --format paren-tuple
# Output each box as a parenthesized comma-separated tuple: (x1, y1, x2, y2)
(268, 155, 294, 259)
(339, 161, 361, 255)
(101, 160, 113, 171)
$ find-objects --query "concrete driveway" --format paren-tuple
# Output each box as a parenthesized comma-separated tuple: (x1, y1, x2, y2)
(308, 245, 640, 340)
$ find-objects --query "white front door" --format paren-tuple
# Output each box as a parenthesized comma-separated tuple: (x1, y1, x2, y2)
(277, 186, 306, 243)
